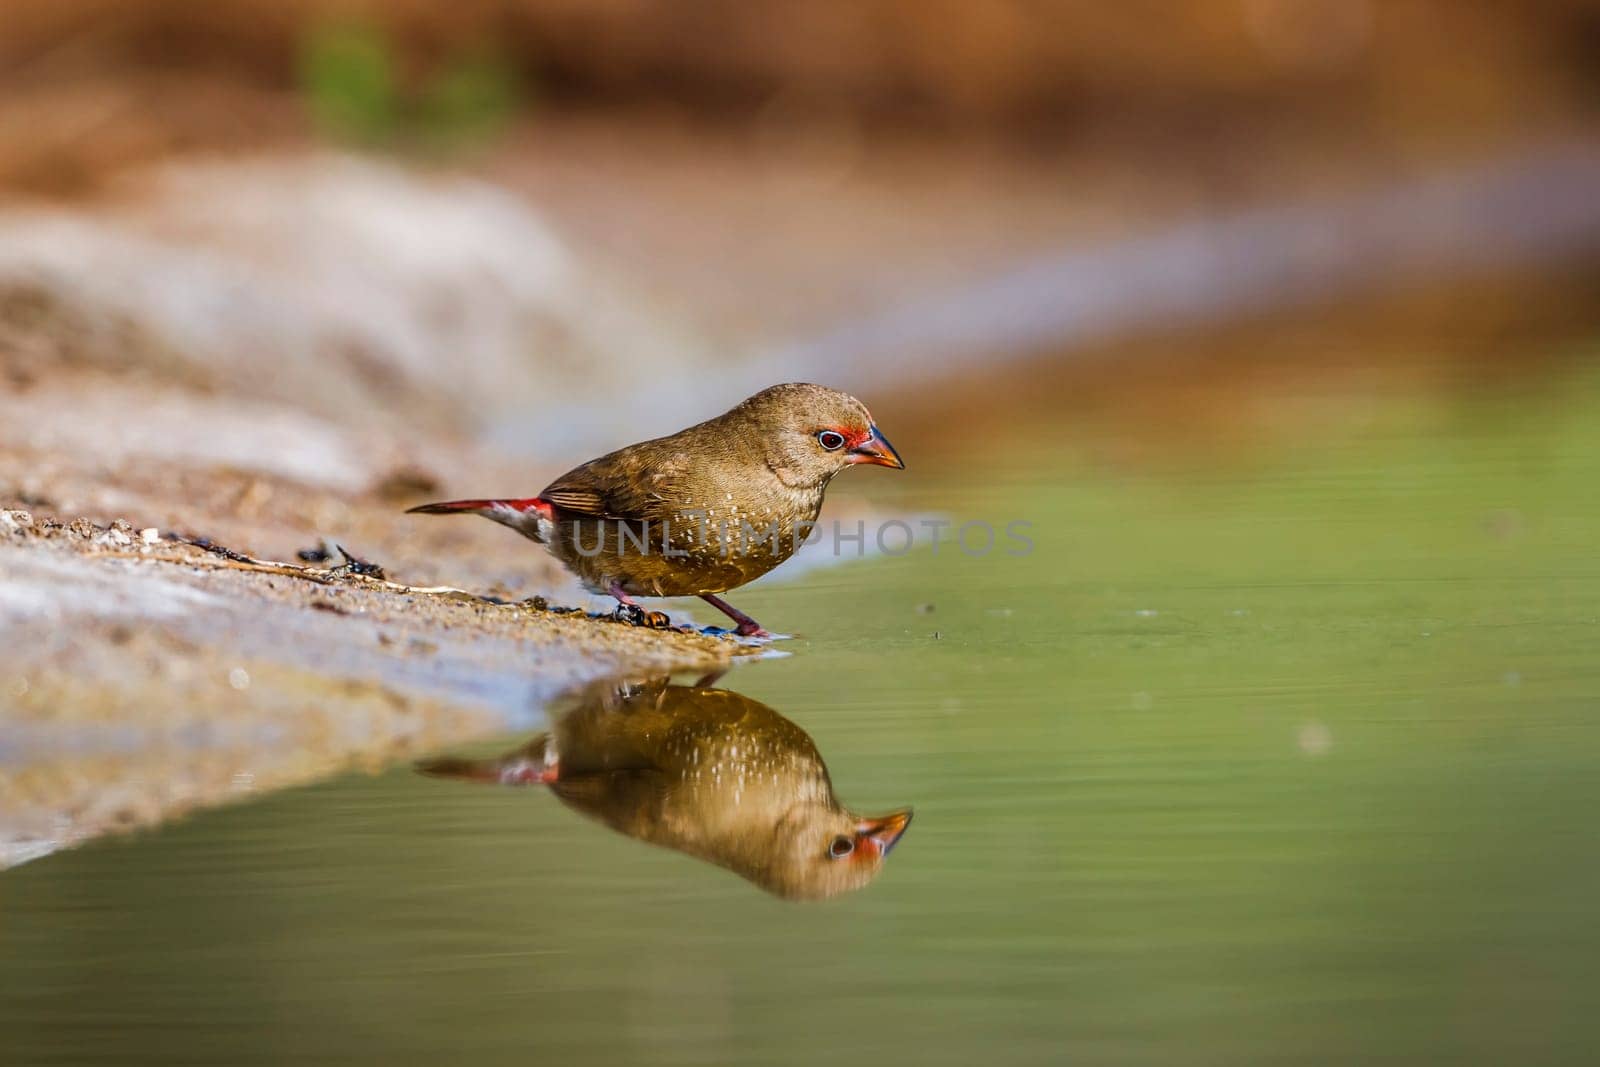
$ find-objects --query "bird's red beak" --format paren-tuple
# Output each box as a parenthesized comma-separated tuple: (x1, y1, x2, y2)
(857, 809, 914, 857)
(848, 425, 905, 469)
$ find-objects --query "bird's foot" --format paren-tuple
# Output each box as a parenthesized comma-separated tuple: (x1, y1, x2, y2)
(700, 622, 774, 639)
(697, 593, 772, 639)
(611, 602, 672, 629)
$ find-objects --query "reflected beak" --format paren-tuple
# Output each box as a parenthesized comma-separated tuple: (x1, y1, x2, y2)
(848, 425, 906, 469)
(857, 809, 914, 857)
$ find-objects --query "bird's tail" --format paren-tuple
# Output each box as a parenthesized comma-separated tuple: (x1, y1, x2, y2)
(406, 497, 554, 540)
(416, 735, 555, 786)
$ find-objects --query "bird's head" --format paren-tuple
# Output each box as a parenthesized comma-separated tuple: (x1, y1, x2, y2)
(753, 805, 914, 901)
(737, 383, 905, 489)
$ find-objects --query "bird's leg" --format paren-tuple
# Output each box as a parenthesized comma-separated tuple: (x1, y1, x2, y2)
(607, 582, 671, 628)
(699, 593, 772, 638)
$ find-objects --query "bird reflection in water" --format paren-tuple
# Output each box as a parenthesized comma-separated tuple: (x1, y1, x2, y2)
(417, 675, 912, 900)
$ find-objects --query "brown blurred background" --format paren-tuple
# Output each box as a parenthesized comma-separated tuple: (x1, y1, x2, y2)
(4, 0, 1600, 190)
(2, 0, 1599, 471)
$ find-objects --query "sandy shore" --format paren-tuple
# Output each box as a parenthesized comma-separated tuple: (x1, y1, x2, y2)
(0, 504, 748, 867)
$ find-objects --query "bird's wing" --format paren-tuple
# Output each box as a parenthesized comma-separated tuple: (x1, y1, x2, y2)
(539, 445, 690, 521)
(538, 482, 612, 515)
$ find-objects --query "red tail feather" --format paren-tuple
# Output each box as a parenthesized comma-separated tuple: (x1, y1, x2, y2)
(417, 734, 554, 786)
(415, 753, 556, 786)
(406, 497, 553, 519)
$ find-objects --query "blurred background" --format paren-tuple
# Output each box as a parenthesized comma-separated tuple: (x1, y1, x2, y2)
(4, 0, 1600, 460)
(5, 4, 1600, 1065)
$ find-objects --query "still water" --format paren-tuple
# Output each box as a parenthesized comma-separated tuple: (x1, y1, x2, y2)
(5, 375, 1600, 1064)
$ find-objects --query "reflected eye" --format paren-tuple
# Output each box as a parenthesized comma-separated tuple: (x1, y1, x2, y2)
(828, 835, 854, 859)
(816, 430, 847, 451)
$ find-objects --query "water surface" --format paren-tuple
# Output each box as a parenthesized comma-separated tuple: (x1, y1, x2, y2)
(5, 374, 1600, 1064)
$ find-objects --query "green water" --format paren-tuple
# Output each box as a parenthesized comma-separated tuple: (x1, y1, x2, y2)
(6, 376, 1600, 1064)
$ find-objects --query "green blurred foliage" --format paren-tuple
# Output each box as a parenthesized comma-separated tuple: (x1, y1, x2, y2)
(415, 49, 521, 153)
(298, 20, 520, 154)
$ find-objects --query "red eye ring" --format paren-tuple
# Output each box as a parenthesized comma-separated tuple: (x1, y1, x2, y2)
(817, 430, 847, 451)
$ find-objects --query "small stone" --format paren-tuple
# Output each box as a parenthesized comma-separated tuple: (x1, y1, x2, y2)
(227, 667, 251, 691)
(139, 527, 160, 544)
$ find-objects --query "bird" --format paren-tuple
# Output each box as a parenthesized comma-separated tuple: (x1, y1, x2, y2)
(417, 676, 913, 900)
(406, 383, 904, 637)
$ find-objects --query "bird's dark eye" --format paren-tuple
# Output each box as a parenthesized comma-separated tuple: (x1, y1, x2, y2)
(827, 835, 854, 859)
(817, 430, 847, 451)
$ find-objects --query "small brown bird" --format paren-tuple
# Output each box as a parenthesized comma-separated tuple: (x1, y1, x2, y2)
(407, 383, 903, 636)
(417, 676, 913, 900)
